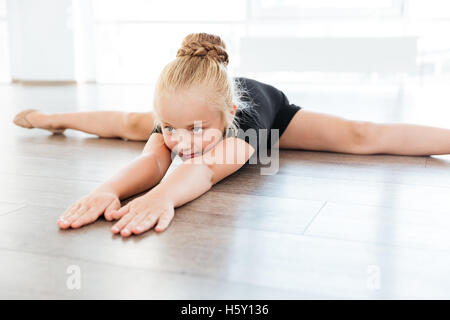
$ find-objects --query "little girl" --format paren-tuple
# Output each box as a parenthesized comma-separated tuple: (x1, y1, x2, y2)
(13, 33, 450, 237)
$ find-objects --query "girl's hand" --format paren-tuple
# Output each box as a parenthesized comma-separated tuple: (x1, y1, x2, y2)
(110, 192, 174, 237)
(57, 191, 121, 229)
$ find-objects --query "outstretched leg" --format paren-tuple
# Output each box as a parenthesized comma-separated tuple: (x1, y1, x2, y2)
(279, 110, 450, 156)
(14, 110, 155, 141)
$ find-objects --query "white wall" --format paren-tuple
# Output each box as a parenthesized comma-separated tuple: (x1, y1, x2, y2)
(0, 0, 9, 82)
(7, 0, 75, 81)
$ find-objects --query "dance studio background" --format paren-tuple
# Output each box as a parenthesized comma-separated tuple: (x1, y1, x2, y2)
(2, 0, 450, 301)
(1, 0, 450, 128)
(1, 0, 450, 84)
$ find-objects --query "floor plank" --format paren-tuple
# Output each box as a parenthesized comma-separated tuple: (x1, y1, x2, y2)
(0, 201, 26, 216)
(0, 249, 307, 299)
(1, 205, 450, 299)
(305, 201, 450, 251)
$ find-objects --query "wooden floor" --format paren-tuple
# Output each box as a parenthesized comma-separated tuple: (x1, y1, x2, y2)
(1, 80, 450, 299)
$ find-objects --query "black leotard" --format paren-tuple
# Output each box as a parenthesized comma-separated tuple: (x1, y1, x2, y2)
(227, 77, 302, 150)
(151, 77, 302, 157)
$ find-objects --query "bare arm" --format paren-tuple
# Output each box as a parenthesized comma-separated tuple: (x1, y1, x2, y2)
(153, 136, 255, 207)
(110, 137, 255, 236)
(95, 133, 172, 199)
(57, 132, 172, 229)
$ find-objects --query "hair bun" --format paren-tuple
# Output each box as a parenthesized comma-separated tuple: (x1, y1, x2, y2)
(176, 33, 229, 67)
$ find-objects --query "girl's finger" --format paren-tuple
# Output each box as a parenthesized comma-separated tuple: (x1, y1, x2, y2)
(58, 204, 87, 229)
(111, 210, 134, 235)
(155, 210, 174, 232)
(61, 202, 80, 218)
(104, 199, 121, 221)
(57, 203, 81, 228)
(71, 206, 102, 228)
(125, 211, 149, 234)
(132, 213, 160, 235)
(111, 205, 130, 220)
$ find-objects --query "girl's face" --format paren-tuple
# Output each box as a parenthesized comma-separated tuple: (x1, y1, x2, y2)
(156, 86, 236, 161)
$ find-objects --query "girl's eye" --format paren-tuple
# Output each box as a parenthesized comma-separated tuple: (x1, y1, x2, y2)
(192, 127, 203, 134)
(164, 126, 174, 133)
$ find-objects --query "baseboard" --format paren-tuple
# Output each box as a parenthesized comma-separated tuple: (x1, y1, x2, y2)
(11, 79, 78, 86)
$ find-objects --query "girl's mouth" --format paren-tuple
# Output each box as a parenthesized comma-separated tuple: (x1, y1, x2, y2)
(181, 152, 200, 159)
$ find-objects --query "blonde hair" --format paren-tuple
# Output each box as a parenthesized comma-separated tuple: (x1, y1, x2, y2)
(152, 32, 250, 136)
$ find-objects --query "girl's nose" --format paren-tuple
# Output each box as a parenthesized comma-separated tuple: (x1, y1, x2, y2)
(173, 131, 193, 149)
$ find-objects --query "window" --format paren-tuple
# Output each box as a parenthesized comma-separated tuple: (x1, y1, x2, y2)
(83, 0, 450, 84)
(250, 0, 404, 19)
(93, 0, 246, 22)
